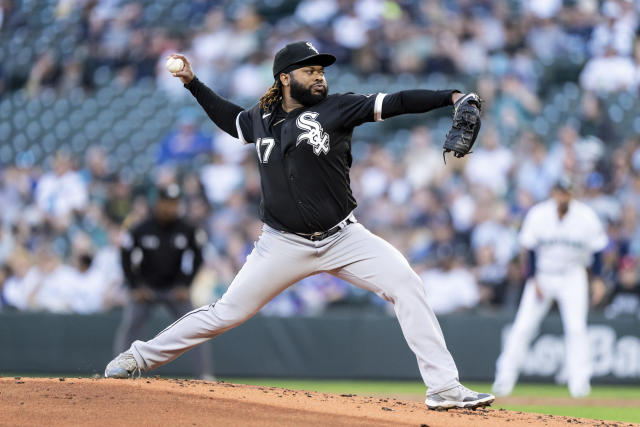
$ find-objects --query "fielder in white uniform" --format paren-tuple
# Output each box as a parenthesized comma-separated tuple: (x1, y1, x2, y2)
(492, 178, 607, 397)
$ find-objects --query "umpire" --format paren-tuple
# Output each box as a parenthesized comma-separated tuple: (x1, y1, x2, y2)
(114, 183, 212, 378)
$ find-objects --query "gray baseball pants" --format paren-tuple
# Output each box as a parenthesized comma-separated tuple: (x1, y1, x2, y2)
(114, 291, 213, 379)
(129, 221, 460, 394)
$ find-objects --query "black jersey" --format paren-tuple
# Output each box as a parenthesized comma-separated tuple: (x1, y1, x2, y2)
(120, 217, 206, 290)
(184, 77, 454, 234)
(236, 93, 386, 233)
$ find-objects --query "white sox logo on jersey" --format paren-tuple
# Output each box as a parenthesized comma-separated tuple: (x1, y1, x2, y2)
(296, 111, 330, 156)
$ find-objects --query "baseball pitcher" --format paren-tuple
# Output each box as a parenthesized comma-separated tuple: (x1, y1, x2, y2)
(105, 41, 490, 410)
(492, 177, 607, 397)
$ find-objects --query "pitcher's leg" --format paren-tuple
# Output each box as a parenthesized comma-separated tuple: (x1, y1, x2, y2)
(324, 224, 458, 394)
(128, 229, 316, 373)
(493, 280, 551, 395)
(557, 272, 591, 397)
(163, 297, 214, 379)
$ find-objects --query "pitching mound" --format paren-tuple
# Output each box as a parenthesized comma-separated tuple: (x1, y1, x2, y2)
(0, 377, 627, 426)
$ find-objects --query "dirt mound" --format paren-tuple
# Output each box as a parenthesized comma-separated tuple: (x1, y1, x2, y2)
(0, 377, 629, 427)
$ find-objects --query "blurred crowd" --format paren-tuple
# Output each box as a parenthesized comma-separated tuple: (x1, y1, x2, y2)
(1, 0, 640, 318)
(3, 0, 640, 98)
(2, 123, 640, 318)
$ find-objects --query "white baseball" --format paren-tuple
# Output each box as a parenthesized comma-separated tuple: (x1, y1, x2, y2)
(166, 57, 184, 73)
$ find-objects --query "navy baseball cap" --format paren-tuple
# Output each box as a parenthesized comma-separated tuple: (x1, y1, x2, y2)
(273, 41, 336, 78)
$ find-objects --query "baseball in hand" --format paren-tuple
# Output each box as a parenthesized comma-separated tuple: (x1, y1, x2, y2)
(166, 57, 184, 73)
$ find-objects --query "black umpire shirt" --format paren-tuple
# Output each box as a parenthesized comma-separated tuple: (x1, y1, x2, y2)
(186, 77, 456, 234)
(120, 216, 206, 290)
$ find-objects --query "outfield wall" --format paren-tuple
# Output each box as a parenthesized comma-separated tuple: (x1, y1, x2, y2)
(1, 311, 638, 383)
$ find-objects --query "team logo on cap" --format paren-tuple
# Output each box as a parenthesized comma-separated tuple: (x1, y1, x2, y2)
(296, 111, 329, 156)
(306, 42, 319, 54)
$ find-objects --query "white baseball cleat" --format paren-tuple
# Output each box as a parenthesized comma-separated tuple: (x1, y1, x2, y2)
(426, 384, 495, 410)
(569, 384, 591, 398)
(104, 351, 140, 379)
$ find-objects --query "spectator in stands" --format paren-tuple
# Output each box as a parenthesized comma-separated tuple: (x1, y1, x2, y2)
(525, 15, 569, 62)
(420, 244, 480, 315)
(62, 231, 122, 314)
(82, 146, 116, 206)
(580, 45, 636, 92)
(35, 151, 88, 220)
(0, 221, 14, 264)
(474, 244, 508, 308)
(471, 201, 518, 268)
(25, 52, 60, 96)
(500, 258, 527, 312)
(493, 75, 541, 137)
(547, 124, 582, 178)
(200, 153, 244, 206)
(516, 136, 558, 201)
(57, 237, 124, 314)
(29, 247, 78, 313)
(294, 0, 338, 28)
(403, 126, 444, 190)
(588, 0, 637, 58)
(157, 113, 213, 165)
(1, 248, 40, 311)
(104, 177, 134, 225)
(604, 255, 640, 319)
(0, 166, 32, 226)
(583, 171, 621, 224)
(579, 92, 618, 143)
(464, 127, 514, 196)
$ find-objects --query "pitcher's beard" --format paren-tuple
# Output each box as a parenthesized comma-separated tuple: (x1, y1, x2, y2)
(290, 76, 328, 106)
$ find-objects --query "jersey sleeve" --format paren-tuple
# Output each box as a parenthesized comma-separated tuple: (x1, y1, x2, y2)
(184, 77, 244, 138)
(585, 208, 608, 252)
(519, 207, 539, 249)
(236, 105, 259, 145)
(338, 92, 387, 129)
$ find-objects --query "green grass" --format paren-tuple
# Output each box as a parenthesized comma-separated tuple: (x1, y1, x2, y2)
(487, 382, 640, 399)
(220, 378, 428, 395)
(496, 405, 640, 424)
(221, 378, 640, 398)
(220, 378, 640, 424)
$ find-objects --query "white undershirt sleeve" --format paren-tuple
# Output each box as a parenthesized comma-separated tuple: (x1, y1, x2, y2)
(374, 93, 387, 122)
(235, 112, 250, 145)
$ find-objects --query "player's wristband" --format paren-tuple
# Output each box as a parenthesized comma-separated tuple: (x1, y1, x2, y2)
(590, 251, 603, 277)
(525, 250, 536, 280)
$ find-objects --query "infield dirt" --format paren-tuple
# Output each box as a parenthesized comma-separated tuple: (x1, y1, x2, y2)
(0, 377, 634, 426)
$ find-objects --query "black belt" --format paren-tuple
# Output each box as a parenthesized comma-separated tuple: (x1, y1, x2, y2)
(294, 216, 356, 241)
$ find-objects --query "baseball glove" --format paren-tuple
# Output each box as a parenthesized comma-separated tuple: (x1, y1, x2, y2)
(443, 93, 482, 160)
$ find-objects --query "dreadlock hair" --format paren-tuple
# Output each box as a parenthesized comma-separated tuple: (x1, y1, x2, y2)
(259, 78, 283, 111)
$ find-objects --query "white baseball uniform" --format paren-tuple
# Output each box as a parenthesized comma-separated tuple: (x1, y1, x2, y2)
(493, 198, 607, 397)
